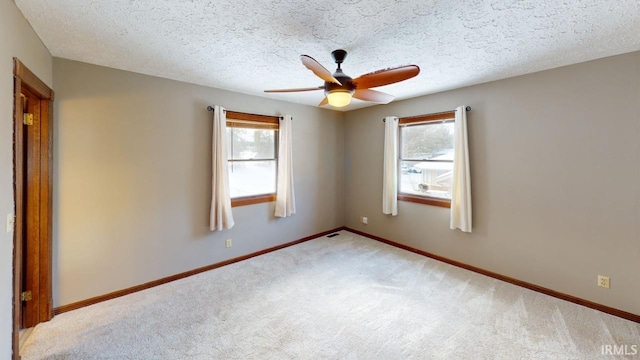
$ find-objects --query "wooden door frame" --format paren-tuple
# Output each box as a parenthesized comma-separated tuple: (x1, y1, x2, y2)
(12, 58, 54, 360)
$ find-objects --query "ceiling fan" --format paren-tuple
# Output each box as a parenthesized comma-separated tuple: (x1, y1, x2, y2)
(264, 49, 420, 108)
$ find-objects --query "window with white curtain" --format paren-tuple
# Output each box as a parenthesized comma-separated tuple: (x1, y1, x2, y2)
(398, 111, 455, 208)
(225, 111, 279, 206)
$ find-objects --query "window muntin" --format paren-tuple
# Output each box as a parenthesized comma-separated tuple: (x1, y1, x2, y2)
(398, 116, 454, 206)
(225, 112, 279, 206)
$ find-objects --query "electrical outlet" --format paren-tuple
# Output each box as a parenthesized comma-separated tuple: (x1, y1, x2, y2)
(598, 275, 610, 289)
(361, 216, 368, 225)
(225, 239, 232, 248)
(6, 213, 14, 233)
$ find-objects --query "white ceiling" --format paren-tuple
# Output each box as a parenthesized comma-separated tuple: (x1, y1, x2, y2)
(16, 0, 640, 111)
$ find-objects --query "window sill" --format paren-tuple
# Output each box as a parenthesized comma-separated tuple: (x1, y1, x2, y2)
(231, 194, 276, 207)
(397, 194, 451, 208)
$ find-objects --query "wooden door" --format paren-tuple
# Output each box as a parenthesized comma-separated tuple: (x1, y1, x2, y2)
(13, 58, 54, 360)
(19, 87, 44, 328)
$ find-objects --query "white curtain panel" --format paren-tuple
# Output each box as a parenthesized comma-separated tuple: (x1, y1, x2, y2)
(450, 106, 472, 232)
(210, 105, 235, 231)
(382, 116, 399, 216)
(275, 115, 296, 217)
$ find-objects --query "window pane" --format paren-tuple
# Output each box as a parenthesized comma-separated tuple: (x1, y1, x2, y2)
(228, 160, 276, 198)
(399, 160, 453, 199)
(400, 122, 454, 160)
(227, 128, 275, 160)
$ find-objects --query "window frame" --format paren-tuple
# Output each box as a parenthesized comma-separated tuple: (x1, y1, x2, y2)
(225, 110, 279, 207)
(397, 111, 455, 209)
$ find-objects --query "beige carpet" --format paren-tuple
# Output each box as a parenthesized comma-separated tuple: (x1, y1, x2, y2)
(21, 230, 640, 359)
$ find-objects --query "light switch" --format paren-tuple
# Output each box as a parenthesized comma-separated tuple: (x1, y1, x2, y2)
(6, 213, 15, 233)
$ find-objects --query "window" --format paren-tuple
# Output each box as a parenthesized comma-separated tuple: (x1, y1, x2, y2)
(398, 111, 455, 208)
(226, 111, 279, 207)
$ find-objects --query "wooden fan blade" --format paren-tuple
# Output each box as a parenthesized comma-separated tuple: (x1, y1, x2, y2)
(353, 65, 419, 89)
(353, 89, 394, 104)
(301, 55, 342, 85)
(264, 86, 324, 93)
(318, 97, 328, 107)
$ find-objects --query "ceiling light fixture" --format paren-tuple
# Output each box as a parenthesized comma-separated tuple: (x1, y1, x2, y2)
(326, 89, 353, 107)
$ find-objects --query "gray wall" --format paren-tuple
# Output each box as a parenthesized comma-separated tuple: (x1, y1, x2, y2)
(52, 58, 344, 307)
(0, 0, 52, 356)
(344, 51, 640, 315)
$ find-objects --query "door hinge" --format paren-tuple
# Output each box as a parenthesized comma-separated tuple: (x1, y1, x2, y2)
(21, 291, 32, 302)
(23, 113, 34, 126)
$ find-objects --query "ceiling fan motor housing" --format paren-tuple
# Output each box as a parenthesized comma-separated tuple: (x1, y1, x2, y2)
(325, 72, 355, 95)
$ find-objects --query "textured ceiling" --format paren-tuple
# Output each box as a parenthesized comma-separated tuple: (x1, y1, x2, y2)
(15, 0, 640, 111)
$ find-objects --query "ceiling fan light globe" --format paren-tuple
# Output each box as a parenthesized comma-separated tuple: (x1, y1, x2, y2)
(327, 91, 351, 107)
